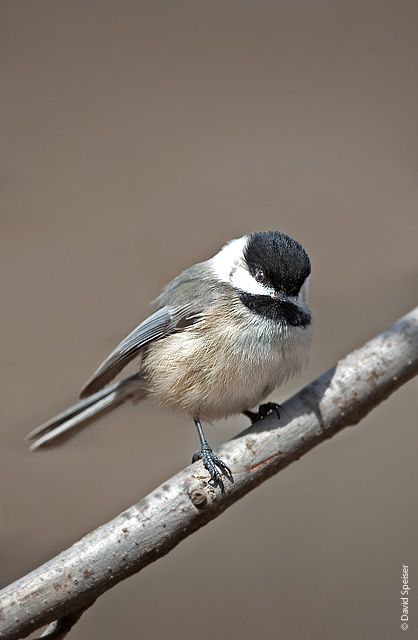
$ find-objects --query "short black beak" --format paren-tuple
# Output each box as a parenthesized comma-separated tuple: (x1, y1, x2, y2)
(273, 291, 289, 303)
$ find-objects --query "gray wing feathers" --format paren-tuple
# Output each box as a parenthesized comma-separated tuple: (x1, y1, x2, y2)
(27, 270, 212, 451)
(80, 304, 203, 398)
(80, 306, 173, 397)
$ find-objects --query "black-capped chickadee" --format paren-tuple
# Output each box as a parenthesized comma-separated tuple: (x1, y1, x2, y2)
(27, 231, 312, 492)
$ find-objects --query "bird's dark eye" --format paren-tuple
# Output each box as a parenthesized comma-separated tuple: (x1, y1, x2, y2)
(255, 270, 265, 283)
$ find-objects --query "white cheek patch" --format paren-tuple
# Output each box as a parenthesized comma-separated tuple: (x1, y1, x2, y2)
(300, 275, 310, 299)
(284, 276, 310, 316)
(210, 236, 248, 282)
(293, 276, 310, 308)
(210, 235, 273, 296)
(230, 265, 272, 296)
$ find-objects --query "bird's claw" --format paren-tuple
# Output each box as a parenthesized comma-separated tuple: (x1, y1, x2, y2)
(192, 444, 234, 493)
(243, 402, 281, 424)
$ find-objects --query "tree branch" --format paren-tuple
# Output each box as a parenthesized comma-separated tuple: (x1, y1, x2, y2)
(1, 306, 418, 640)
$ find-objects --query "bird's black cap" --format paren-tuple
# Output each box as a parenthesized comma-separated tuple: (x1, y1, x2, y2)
(244, 231, 311, 296)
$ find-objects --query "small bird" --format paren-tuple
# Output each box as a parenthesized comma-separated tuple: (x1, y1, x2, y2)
(26, 231, 313, 492)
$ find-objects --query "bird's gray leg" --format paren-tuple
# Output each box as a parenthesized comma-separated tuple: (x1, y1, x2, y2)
(192, 419, 233, 493)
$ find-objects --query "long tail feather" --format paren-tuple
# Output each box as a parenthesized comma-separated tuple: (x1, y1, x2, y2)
(26, 376, 146, 451)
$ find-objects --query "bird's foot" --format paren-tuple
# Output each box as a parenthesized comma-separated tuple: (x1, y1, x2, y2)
(192, 444, 234, 493)
(243, 402, 281, 424)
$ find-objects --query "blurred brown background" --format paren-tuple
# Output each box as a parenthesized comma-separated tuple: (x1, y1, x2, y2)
(1, 1, 417, 639)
